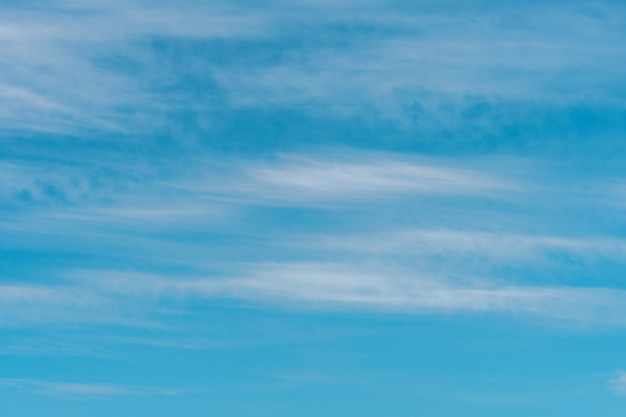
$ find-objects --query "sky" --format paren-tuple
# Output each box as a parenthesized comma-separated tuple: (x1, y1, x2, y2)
(2, 0, 626, 415)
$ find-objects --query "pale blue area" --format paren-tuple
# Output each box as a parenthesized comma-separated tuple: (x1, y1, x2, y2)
(2, 1, 626, 416)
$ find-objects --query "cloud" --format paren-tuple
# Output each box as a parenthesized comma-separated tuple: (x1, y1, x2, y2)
(0, 378, 178, 396)
(0, 1, 273, 134)
(609, 369, 626, 395)
(213, 263, 626, 323)
(0, 379, 128, 395)
(3, 235, 626, 327)
(0, 151, 519, 241)
(2, 0, 626, 135)
(0, 283, 131, 327)
(248, 156, 513, 198)
(172, 153, 519, 206)
(213, 3, 626, 121)
(0, 1, 272, 42)
(48, 263, 626, 326)
(1, 147, 624, 328)
(313, 229, 626, 262)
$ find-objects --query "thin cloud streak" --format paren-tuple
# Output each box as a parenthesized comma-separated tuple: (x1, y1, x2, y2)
(248, 157, 513, 197)
(313, 230, 626, 262)
(3, 264, 621, 327)
(174, 154, 519, 204)
(609, 369, 626, 396)
(218, 263, 626, 324)
(0, 378, 179, 396)
(0, 282, 144, 327)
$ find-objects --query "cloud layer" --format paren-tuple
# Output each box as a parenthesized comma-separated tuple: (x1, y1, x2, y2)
(2, 0, 626, 136)
(2, 2, 626, 334)
(1, 148, 626, 328)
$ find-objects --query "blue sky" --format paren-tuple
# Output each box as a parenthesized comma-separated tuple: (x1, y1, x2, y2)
(2, 0, 626, 415)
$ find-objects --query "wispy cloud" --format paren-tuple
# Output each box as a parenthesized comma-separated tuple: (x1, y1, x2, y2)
(214, 3, 626, 121)
(0, 1, 272, 134)
(609, 369, 626, 396)
(2, 1, 626, 135)
(1, 146, 625, 328)
(172, 153, 519, 206)
(312, 229, 626, 262)
(246, 156, 514, 198)
(0, 378, 178, 396)
(0, 283, 134, 327)
(213, 263, 626, 324)
(2, 262, 615, 327)
(0, 152, 518, 239)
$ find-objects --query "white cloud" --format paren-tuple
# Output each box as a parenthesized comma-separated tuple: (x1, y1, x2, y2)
(173, 153, 519, 205)
(56, 263, 626, 326)
(214, 263, 626, 323)
(0, 378, 177, 396)
(216, 6, 626, 118)
(1, 148, 624, 329)
(313, 229, 626, 262)
(3, 1, 626, 134)
(249, 157, 512, 197)
(0, 1, 272, 42)
(0, 282, 139, 327)
(3, 252, 626, 327)
(0, 1, 273, 134)
(609, 369, 626, 395)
